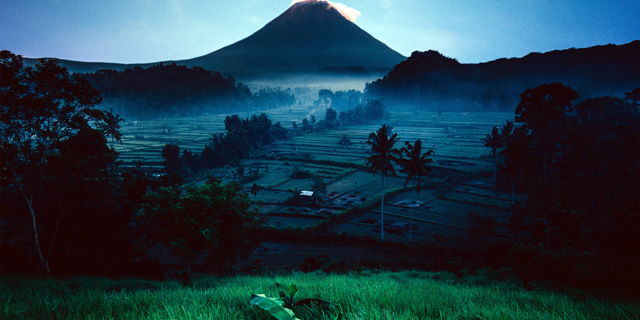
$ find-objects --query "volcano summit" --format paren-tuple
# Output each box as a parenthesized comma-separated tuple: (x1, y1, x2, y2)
(179, 0, 405, 76)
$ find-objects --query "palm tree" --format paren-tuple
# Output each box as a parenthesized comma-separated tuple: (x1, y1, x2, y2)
(366, 124, 400, 242)
(399, 140, 434, 241)
(251, 183, 260, 206)
(483, 126, 504, 184)
(98, 108, 125, 148)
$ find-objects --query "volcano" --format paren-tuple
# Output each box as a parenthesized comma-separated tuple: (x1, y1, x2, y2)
(179, 0, 405, 76)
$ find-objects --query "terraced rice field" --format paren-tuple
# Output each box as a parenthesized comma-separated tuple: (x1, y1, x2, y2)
(114, 108, 522, 246)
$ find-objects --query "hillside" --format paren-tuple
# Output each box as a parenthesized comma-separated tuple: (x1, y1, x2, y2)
(366, 41, 640, 111)
(3, 271, 638, 319)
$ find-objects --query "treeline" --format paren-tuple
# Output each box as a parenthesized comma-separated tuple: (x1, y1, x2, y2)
(309, 89, 386, 131)
(485, 83, 639, 295)
(160, 95, 388, 178)
(366, 41, 640, 111)
(81, 63, 295, 118)
(161, 113, 289, 176)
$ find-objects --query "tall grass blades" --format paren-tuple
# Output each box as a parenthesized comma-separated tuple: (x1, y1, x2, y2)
(2, 272, 638, 319)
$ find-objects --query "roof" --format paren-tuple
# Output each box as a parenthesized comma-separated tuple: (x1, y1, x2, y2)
(299, 190, 314, 197)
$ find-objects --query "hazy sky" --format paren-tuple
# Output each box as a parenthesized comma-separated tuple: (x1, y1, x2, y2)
(1, 0, 638, 64)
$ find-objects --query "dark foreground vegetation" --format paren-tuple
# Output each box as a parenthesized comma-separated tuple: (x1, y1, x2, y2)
(3, 271, 639, 320)
(2, 49, 639, 318)
(474, 83, 640, 296)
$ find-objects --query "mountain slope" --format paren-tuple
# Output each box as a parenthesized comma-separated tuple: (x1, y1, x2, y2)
(180, 1, 405, 75)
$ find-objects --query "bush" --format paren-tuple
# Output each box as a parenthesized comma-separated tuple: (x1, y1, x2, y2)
(300, 255, 326, 273)
(290, 169, 315, 179)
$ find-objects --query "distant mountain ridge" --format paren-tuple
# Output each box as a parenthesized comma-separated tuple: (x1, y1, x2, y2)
(366, 41, 640, 111)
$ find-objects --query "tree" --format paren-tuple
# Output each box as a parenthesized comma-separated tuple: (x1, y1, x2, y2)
(398, 140, 434, 241)
(364, 99, 385, 121)
(483, 126, 504, 184)
(1, 51, 104, 275)
(365, 124, 401, 241)
(499, 126, 534, 204)
(311, 176, 327, 195)
(325, 107, 337, 122)
(97, 108, 125, 148)
(515, 83, 577, 133)
(40, 128, 134, 276)
(251, 183, 261, 206)
(161, 144, 182, 174)
(318, 89, 333, 108)
(136, 181, 261, 276)
(515, 83, 577, 184)
(302, 118, 311, 132)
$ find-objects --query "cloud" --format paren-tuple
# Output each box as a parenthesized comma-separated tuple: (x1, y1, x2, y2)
(290, 0, 361, 23)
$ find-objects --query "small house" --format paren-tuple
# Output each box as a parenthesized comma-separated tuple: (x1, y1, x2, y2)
(299, 190, 316, 205)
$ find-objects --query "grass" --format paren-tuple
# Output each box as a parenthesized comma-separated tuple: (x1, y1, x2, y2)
(2, 271, 637, 320)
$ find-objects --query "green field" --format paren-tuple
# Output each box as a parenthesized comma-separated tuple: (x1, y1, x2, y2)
(113, 109, 512, 168)
(2, 271, 637, 320)
(112, 109, 523, 248)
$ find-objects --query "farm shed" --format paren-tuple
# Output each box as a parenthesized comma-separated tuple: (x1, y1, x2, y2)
(299, 190, 317, 205)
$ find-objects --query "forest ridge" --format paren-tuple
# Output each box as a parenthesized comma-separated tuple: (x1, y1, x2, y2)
(366, 41, 640, 111)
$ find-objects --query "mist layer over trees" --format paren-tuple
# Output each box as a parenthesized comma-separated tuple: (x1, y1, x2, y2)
(366, 41, 640, 111)
(81, 63, 295, 118)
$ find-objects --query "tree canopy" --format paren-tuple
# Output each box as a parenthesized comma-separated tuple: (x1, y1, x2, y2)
(366, 124, 401, 242)
(497, 83, 639, 293)
(135, 181, 261, 275)
(1, 51, 133, 276)
(81, 63, 295, 118)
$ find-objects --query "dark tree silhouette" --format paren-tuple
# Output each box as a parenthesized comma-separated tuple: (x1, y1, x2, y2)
(251, 183, 261, 206)
(483, 126, 504, 184)
(366, 124, 401, 242)
(399, 139, 434, 241)
(97, 108, 125, 148)
(1, 51, 105, 275)
(161, 144, 182, 174)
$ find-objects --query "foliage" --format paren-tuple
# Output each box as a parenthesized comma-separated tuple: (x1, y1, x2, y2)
(466, 211, 498, 242)
(290, 168, 315, 179)
(337, 134, 352, 146)
(0, 50, 135, 276)
(96, 108, 124, 147)
(398, 139, 434, 240)
(250, 283, 336, 320)
(398, 140, 434, 193)
(202, 113, 281, 168)
(310, 177, 327, 194)
(498, 83, 640, 294)
(314, 89, 363, 111)
(161, 144, 182, 174)
(81, 63, 295, 118)
(316, 107, 339, 129)
(3, 272, 638, 319)
(135, 181, 261, 275)
(483, 126, 504, 183)
(365, 124, 401, 242)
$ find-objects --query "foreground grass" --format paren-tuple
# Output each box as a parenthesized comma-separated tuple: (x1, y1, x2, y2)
(2, 270, 638, 320)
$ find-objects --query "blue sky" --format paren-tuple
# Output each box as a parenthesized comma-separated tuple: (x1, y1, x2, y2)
(1, 0, 638, 64)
